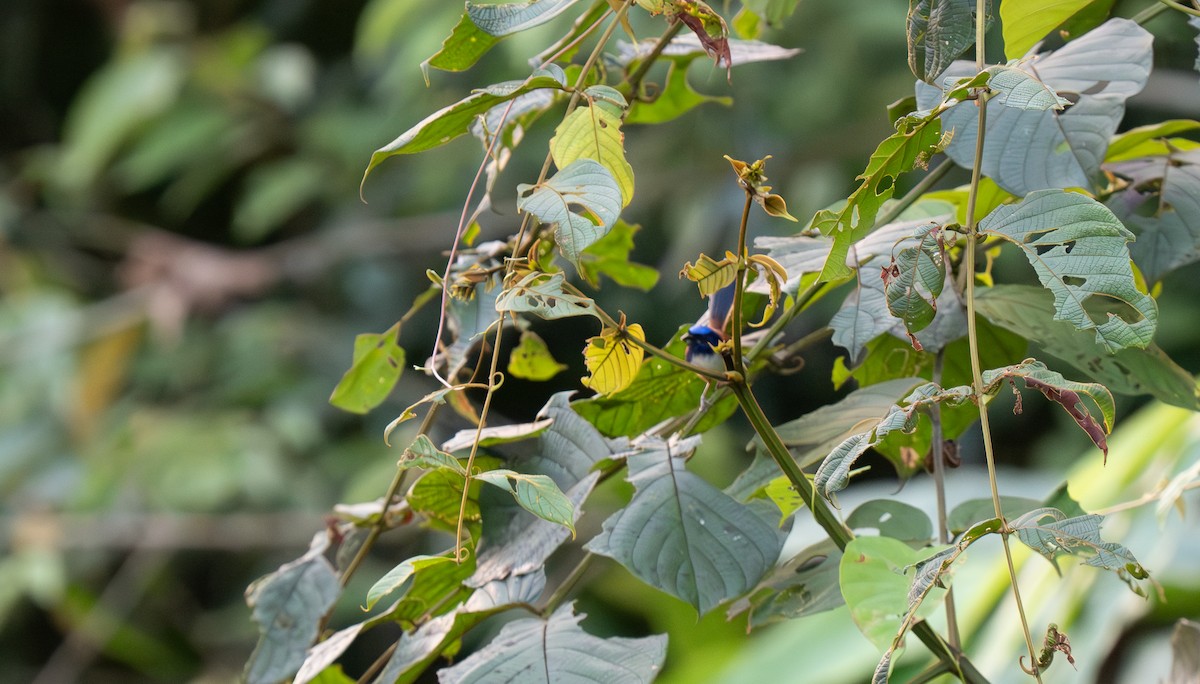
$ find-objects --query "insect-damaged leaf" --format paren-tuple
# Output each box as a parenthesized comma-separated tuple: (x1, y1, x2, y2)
(1011, 508, 1148, 591)
(582, 323, 645, 395)
(727, 540, 844, 629)
(329, 327, 404, 414)
(1107, 149, 1200, 285)
(438, 604, 667, 684)
(985, 64, 1071, 111)
(979, 189, 1157, 353)
(586, 436, 785, 615)
(907, 0, 984, 83)
(495, 271, 599, 320)
(550, 97, 635, 206)
(883, 224, 945, 338)
(681, 252, 737, 297)
(517, 159, 623, 268)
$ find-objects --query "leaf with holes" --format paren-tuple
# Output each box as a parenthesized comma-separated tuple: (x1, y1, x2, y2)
(917, 19, 1152, 195)
(586, 436, 784, 615)
(550, 100, 634, 206)
(438, 603, 667, 684)
(979, 189, 1157, 353)
(495, 271, 598, 320)
(582, 324, 645, 396)
(1107, 150, 1200, 284)
(884, 225, 944, 338)
(518, 160, 623, 268)
(816, 116, 944, 281)
(727, 540, 844, 628)
(1011, 508, 1148, 591)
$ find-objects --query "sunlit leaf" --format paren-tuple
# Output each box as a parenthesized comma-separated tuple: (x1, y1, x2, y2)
(1105, 120, 1200, 162)
(329, 327, 404, 414)
(245, 534, 340, 684)
(438, 604, 667, 684)
(507, 331, 568, 381)
(586, 436, 784, 615)
(365, 555, 455, 611)
(979, 189, 1157, 352)
(847, 500, 933, 544)
(550, 101, 635, 206)
(680, 252, 737, 297)
(582, 323, 645, 395)
(517, 159, 623, 268)
(1000, 0, 1092, 60)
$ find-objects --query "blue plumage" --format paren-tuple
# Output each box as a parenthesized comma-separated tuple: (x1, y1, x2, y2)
(683, 283, 735, 368)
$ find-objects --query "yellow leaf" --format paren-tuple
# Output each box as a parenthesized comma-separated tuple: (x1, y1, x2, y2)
(550, 105, 635, 206)
(582, 324, 645, 395)
(508, 331, 568, 381)
(679, 253, 736, 297)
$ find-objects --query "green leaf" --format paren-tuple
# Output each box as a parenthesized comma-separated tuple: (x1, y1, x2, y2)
(907, 0, 980, 83)
(362, 70, 567, 187)
(438, 604, 667, 683)
(979, 189, 1157, 352)
(407, 462, 491, 531)
(586, 436, 785, 615)
(975, 285, 1200, 409)
(507, 331, 568, 381)
(550, 101, 635, 206)
(422, 0, 581, 75)
(399, 435, 466, 474)
(233, 158, 326, 243)
(727, 540, 844, 628)
(244, 534, 341, 684)
(365, 555, 456, 611)
(839, 536, 943, 650)
(1000, 0, 1091, 60)
(847, 500, 933, 544)
(573, 326, 738, 437)
(474, 470, 576, 536)
(517, 159, 623, 268)
(740, 0, 799, 27)
(1105, 120, 1200, 162)
(816, 117, 944, 281)
(494, 271, 599, 320)
(985, 64, 1071, 110)
(884, 225, 945, 337)
(626, 56, 731, 124)
(1108, 151, 1200, 284)
(578, 220, 660, 291)
(919, 19, 1152, 195)
(329, 327, 404, 415)
(1012, 508, 1147, 587)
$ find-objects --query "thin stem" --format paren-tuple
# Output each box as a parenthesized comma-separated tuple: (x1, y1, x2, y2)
(455, 330, 506, 558)
(538, 6, 614, 67)
(1131, 2, 1170, 23)
(732, 191, 755, 369)
(965, 0, 1041, 678)
(625, 18, 685, 98)
(540, 553, 595, 616)
(1158, 0, 1200, 16)
(357, 642, 398, 684)
(930, 351, 961, 649)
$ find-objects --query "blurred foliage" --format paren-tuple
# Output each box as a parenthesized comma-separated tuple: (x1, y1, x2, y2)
(1, 0, 1199, 682)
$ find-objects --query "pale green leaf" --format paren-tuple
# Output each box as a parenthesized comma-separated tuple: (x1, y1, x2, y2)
(586, 436, 785, 615)
(474, 470, 576, 535)
(399, 435, 466, 474)
(365, 555, 455, 611)
(1001, 0, 1091, 60)
(507, 331, 568, 381)
(423, 0, 581, 74)
(986, 64, 1071, 110)
(847, 500, 933, 544)
(839, 536, 943, 650)
(1105, 120, 1200, 162)
(979, 189, 1157, 352)
(494, 271, 598, 320)
(329, 328, 404, 414)
(550, 103, 635, 206)
(517, 159, 623, 267)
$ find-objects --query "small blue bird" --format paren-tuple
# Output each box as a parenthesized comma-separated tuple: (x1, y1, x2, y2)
(683, 283, 736, 374)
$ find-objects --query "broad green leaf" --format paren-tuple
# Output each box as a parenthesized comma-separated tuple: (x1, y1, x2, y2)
(872, 543, 961, 682)
(372, 573, 548, 684)
(422, 0, 581, 75)
(474, 470, 576, 535)
(438, 604, 667, 684)
(586, 436, 785, 615)
(985, 64, 1071, 110)
(817, 117, 944, 280)
(839, 536, 943, 649)
(975, 285, 1200, 409)
(582, 323, 645, 395)
(550, 102, 635, 206)
(385, 553, 477, 625)
(578, 220, 660, 291)
(363, 69, 567, 186)
(573, 326, 738, 437)
(727, 540, 844, 628)
(979, 189, 1157, 352)
(626, 57, 731, 124)
(245, 534, 341, 684)
(1105, 120, 1200, 162)
(847, 500, 933, 544)
(495, 271, 599, 320)
(507, 331, 567, 381)
(918, 19, 1152, 195)
(365, 555, 455, 611)
(1011, 508, 1147, 588)
(329, 327, 404, 414)
(517, 159, 623, 267)
(1107, 152, 1200, 284)
(407, 460, 493, 532)
(294, 623, 364, 684)
(907, 0, 980, 83)
(399, 435, 465, 474)
(1000, 0, 1091, 60)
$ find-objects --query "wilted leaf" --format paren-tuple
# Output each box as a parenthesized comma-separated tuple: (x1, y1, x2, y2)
(495, 271, 598, 320)
(1011, 508, 1147, 589)
(681, 252, 737, 297)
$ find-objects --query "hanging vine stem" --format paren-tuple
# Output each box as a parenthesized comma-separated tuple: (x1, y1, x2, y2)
(930, 350, 962, 648)
(963, 0, 1041, 678)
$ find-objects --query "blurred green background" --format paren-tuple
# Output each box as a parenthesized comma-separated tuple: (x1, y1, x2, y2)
(2, 0, 1199, 682)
